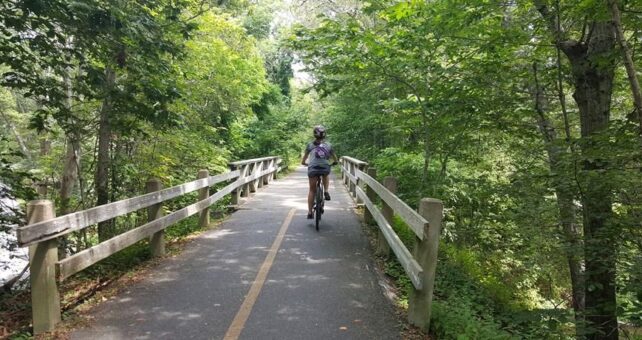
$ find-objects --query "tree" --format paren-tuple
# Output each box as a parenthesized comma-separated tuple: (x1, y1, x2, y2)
(533, 2, 619, 337)
(291, 0, 641, 337)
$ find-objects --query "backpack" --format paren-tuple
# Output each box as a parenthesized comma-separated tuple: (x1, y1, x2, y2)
(311, 142, 330, 159)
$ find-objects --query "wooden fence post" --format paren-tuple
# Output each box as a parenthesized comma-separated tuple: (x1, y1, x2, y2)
(356, 164, 367, 204)
(249, 162, 258, 193)
(377, 176, 397, 257)
(273, 158, 279, 180)
(263, 159, 272, 185)
(198, 169, 210, 228)
(408, 198, 443, 331)
(26, 200, 61, 334)
(258, 161, 265, 189)
(364, 168, 377, 225)
(349, 162, 356, 198)
(341, 159, 346, 183)
(242, 165, 250, 198)
(146, 179, 165, 257)
(230, 164, 240, 206)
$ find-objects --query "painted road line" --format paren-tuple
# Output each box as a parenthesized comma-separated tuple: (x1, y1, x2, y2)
(223, 208, 297, 340)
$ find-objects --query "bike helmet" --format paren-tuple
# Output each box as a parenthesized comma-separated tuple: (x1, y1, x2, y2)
(313, 125, 326, 139)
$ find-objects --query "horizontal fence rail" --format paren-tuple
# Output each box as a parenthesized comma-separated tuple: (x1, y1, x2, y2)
(339, 156, 442, 332)
(356, 169, 428, 240)
(18, 171, 241, 247)
(19, 155, 282, 334)
(354, 184, 424, 288)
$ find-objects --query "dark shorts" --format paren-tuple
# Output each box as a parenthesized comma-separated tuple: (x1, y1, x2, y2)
(308, 165, 330, 178)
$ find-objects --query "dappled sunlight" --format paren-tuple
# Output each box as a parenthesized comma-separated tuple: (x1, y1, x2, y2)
(282, 247, 306, 256)
(277, 199, 309, 210)
(176, 313, 203, 321)
(246, 246, 267, 251)
(350, 300, 366, 308)
(201, 228, 238, 239)
(70, 166, 399, 339)
(284, 274, 330, 282)
(347, 283, 364, 289)
(275, 305, 314, 321)
(152, 273, 180, 283)
(301, 255, 341, 264)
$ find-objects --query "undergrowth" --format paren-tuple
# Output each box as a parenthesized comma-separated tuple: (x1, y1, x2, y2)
(380, 216, 575, 339)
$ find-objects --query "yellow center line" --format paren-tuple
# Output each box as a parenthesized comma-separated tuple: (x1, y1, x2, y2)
(223, 208, 297, 340)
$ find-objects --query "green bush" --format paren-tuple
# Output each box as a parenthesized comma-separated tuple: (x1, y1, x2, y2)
(431, 242, 574, 339)
(431, 298, 515, 340)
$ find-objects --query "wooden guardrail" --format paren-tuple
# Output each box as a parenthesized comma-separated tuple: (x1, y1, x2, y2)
(18, 156, 282, 334)
(339, 156, 442, 332)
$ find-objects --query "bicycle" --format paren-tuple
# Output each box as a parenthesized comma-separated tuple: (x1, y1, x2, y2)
(312, 174, 325, 231)
(309, 161, 337, 231)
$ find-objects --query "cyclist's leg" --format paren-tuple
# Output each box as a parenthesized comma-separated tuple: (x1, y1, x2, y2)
(322, 173, 331, 200)
(307, 175, 317, 217)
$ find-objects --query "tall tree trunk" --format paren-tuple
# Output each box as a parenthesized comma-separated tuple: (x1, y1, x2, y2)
(532, 63, 585, 324)
(421, 103, 430, 190)
(96, 67, 116, 242)
(37, 133, 51, 197)
(60, 66, 81, 216)
(534, 2, 619, 336)
(567, 23, 617, 340)
(59, 64, 79, 258)
(9, 93, 34, 163)
(60, 139, 80, 215)
(0, 111, 30, 161)
(608, 0, 642, 134)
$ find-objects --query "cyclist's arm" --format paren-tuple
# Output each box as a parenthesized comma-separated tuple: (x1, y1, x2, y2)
(301, 149, 310, 166)
(330, 150, 339, 165)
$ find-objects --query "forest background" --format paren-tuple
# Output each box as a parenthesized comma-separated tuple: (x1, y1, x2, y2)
(1, 0, 642, 339)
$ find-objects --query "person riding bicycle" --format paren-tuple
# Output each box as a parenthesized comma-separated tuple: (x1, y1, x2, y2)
(301, 125, 338, 219)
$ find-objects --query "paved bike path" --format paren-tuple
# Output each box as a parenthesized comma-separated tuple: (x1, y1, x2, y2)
(71, 166, 402, 339)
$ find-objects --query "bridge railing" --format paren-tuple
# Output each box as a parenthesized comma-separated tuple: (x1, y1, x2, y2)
(17, 156, 282, 334)
(339, 156, 442, 332)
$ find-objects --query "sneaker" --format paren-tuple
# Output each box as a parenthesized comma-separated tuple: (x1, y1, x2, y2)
(324, 192, 331, 201)
(307, 213, 313, 219)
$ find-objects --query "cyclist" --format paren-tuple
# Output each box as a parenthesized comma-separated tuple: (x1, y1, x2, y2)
(301, 125, 339, 219)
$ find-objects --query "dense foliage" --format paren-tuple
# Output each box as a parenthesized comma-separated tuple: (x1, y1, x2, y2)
(0, 0, 307, 278)
(2, 0, 642, 339)
(291, 0, 642, 338)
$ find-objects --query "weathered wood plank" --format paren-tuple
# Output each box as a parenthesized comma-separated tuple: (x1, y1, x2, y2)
(355, 186, 423, 290)
(341, 165, 358, 185)
(341, 156, 368, 166)
(240, 166, 277, 185)
(18, 170, 240, 247)
(357, 169, 426, 240)
(57, 179, 242, 280)
(57, 167, 279, 279)
(229, 156, 279, 167)
(408, 198, 443, 330)
(240, 163, 250, 198)
(207, 170, 241, 187)
(146, 179, 165, 257)
(26, 201, 61, 333)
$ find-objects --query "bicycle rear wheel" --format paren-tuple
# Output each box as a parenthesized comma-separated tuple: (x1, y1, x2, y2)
(315, 181, 323, 231)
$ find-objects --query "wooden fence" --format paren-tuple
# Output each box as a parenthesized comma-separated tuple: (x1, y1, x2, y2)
(17, 156, 282, 334)
(339, 156, 442, 332)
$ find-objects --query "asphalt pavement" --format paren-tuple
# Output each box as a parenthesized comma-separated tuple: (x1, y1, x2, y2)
(71, 166, 402, 340)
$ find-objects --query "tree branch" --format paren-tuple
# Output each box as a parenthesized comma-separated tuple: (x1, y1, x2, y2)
(533, 0, 562, 39)
(533, 0, 579, 52)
